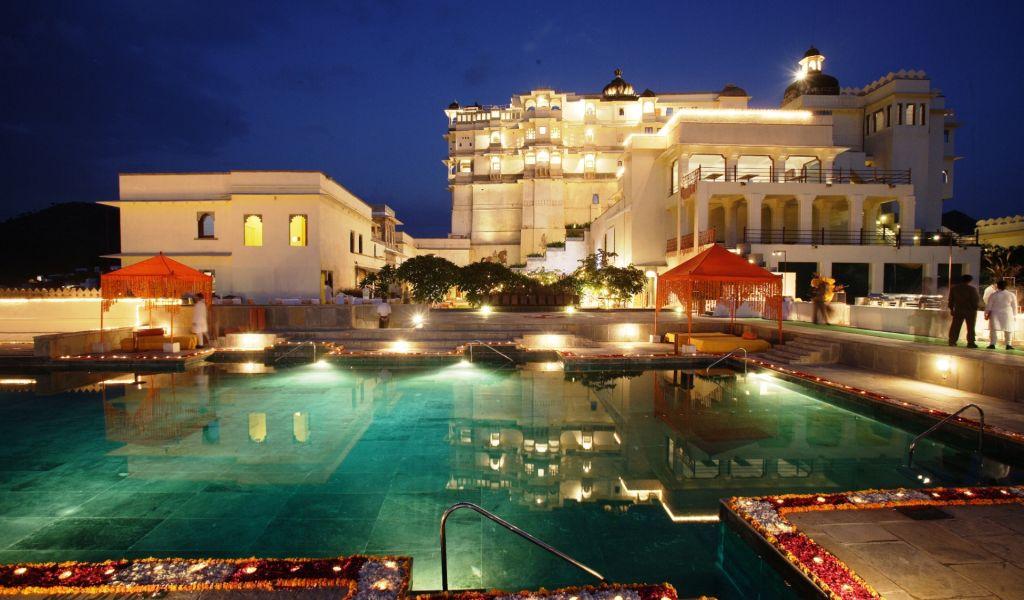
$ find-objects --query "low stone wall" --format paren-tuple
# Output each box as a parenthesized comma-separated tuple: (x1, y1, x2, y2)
(790, 303, 1023, 344)
(34, 327, 133, 358)
(212, 303, 427, 332)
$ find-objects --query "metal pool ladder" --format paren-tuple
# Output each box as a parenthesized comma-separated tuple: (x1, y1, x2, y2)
(907, 403, 985, 467)
(705, 348, 747, 376)
(439, 502, 606, 591)
(468, 340, 515, 363)
(273, 340, 317, 363)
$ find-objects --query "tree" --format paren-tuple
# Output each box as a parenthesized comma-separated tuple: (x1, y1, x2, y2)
(983, 245, 1023, 285)
(359, 264, 398, 298)
(572, 250, 646, 307)
(458, 261, 526, 306)
(395, 255, 460, 304)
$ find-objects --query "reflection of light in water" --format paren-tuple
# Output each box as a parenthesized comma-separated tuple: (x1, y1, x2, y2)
(582, 460, 592, 473)
(248, 413, 267, 443)
(489, 432, 500, 447)
(313, 359, 330, 369)
(293, 412, 309, 443)
(389, 340, 412, 353)
(581, 433, 593, 450)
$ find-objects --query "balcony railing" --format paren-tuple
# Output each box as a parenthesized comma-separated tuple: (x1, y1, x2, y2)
(742, 228, 980, 247)
(666, 228, 717, 254)
(677, 166, 912, 197)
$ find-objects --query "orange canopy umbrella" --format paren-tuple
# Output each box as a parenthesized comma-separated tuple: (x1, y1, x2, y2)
(655, 244, 783, 344)
(100, 253, 213, 338)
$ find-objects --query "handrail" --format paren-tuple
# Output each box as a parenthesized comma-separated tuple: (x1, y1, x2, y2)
(705, 348, 747, 376)
(907, 403, 985, 467)
(273, 340, 317, 363)
(440, 502, 606, 591)
(468, 340, 515, 363)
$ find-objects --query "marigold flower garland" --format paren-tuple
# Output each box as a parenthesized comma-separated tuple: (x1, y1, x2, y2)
(727, 486, 1024, 600)
(0, 555, 411, 598)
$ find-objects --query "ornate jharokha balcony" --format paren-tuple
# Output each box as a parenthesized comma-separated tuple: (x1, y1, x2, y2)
(740, 228, 981, 247)
(678, 165, 912, 195)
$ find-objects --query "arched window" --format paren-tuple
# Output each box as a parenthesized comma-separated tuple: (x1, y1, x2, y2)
(490, 156, 501, 172)
(243, 215, 263, 247)
(197, 212, 215, 239)
(289, 215, 307, 247)
(490, 131, 500, 145)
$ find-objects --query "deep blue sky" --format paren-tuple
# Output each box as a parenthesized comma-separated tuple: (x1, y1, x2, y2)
(2, 0, 1022, 236)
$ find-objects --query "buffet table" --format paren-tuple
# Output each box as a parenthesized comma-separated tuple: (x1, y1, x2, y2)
(789, 301, 1023, 344)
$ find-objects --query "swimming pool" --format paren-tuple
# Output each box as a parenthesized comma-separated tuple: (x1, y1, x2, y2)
(0, 363, 1018, 598)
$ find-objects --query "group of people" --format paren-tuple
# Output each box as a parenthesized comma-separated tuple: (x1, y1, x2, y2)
(947, 275, 1017, 350)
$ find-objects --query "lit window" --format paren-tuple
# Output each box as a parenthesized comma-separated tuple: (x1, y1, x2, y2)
(670, 159, 679, 194)
(538, 126, 547, 135)
(197, 212, 215, 239)
(289, 215, 307, 247)
(551, 128, 560, 139)
(585, 128, 594, 142)
(490, 131, 500, 145)
(460, 160, 471, 173)
(525, 152, 536, 165)
(537, 95, 548, 108)
(873, 110, 884, 132)
(905, 103, 916, 125)
(537, 149, 549, 163)
(584, 153, 595, 169)
(526, 128, 536, 140)
(243, 215, 263, 247)
(491, 156, 501, 172)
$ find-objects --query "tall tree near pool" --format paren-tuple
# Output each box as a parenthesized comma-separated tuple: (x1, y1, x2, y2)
(396, 255, 460, 304)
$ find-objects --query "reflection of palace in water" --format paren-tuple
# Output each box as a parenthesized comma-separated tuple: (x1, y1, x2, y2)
(76, 363, 985, 512)
(99, 366, 382, 485)
(446, 368, 931, 519)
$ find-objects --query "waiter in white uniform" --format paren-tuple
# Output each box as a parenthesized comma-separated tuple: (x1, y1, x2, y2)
(985, 280, 1017, 350)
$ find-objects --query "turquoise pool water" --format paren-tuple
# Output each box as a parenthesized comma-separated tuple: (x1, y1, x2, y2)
(0, 363, 1018, 598)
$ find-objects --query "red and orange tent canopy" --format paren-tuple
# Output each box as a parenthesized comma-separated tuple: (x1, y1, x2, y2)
(100, 253, 212, 309)
(655, 244, 783, 341)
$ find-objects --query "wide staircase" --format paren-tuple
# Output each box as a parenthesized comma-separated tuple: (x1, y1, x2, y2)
(757, 334, 840, 365)
(277, 315, 577, 353)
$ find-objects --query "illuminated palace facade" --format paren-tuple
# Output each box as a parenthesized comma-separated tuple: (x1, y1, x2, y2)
(444, 48, 980, 296)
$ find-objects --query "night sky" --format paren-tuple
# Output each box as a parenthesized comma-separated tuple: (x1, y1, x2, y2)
(2, 0, 1023, 237)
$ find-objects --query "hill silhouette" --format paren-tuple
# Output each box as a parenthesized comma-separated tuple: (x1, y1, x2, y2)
(0, 202, 119, 286)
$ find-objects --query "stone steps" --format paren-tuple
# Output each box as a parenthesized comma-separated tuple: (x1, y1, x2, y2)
(758, 335, 841, 365)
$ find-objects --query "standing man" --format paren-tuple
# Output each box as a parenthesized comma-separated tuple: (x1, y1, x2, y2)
(985, 280, 1018, 350)
(192, 293, 209, 348)
(948, 274, 981, 348)
(376, 300, 392, 329)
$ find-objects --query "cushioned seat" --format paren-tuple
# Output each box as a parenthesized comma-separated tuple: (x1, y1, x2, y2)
(119, 335, 198, 352)
(692, 335, 770, 353)
(665, 331, 730, 344)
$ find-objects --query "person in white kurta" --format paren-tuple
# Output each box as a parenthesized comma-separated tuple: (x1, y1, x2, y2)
(191, 294, 209, 348)
(985, 281, 1017, 350)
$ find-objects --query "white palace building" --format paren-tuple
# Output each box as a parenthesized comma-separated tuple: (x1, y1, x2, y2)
(442, 47, 980, 298)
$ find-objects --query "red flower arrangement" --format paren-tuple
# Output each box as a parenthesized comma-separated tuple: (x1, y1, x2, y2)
(0, 555, 411, 598)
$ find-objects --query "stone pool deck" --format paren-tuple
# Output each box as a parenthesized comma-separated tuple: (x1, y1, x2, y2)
(723, 487, 1024, 600)
(791, 503, 1024, 599)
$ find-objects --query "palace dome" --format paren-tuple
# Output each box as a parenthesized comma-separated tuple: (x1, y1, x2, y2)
(804, 46, 822, 58)
(447, 101, 460, 110)
(719, 83, 748, 97)
(602, 69, 637, 100)
(639, 88, 657, 98)
(783, 71, 840, 103)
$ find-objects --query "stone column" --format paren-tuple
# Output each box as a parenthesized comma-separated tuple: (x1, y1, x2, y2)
(797, 194, 815, 243)
(723, 200, 737, 247)
(724, 154, 739, 182)
(746, 193, 764, 243)
(822, 157, 835, 184)
(870, 263, 885, 294)
(694, 187, 710, 249)
(773, 155, 788, 182)
(899, 195, 916, 236)
(847, 194, 865, 237)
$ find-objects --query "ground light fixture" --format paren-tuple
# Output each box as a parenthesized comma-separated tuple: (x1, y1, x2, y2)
(411, 313, 425, 328)
(936, 356, 952, 380)
(565, 305, 576, 314)
(479, 305, 493, 316)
